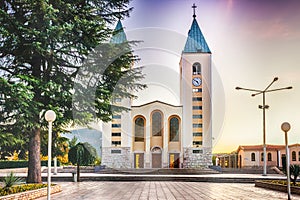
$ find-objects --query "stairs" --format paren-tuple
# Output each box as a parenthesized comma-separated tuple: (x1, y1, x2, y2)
(220, 167, 278, 174)
(95, 168, 220, 175)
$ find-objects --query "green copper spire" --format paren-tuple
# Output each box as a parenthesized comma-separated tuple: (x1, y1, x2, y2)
(183, 4, 211, 53)
(110, 20, 127, 44)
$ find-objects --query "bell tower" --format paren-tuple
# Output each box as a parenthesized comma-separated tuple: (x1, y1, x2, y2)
(180, 4, 212, 167)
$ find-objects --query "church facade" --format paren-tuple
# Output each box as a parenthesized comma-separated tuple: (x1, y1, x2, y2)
(101, 7, 212, 169)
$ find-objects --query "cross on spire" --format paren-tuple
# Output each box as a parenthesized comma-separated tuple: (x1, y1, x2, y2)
(118, 6, 122, 19)
(192, 3, 197, 18)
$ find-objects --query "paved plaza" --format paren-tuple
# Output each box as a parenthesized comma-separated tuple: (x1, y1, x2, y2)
(37, 181, 300, 200)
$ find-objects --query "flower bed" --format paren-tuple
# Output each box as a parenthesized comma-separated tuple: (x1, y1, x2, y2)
(255, 180, 300, 195)
(0, 184, 61, 200)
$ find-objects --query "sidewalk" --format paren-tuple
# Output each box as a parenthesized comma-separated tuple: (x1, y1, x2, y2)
(1, 169, 298, 200)
(0, 167, 288, 183)
(36, 181, 300, 200)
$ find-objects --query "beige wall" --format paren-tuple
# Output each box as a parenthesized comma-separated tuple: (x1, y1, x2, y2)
(238, 144, 300, 168)
(180, 53, 212, 149)
(131, 101, 182, 167)
(280, 145, 300, 165)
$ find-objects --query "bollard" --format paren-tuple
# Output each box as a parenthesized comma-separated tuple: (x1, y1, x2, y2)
(72, 172, 77, 182)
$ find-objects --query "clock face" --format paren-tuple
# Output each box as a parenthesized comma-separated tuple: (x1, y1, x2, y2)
(192, 77, 202, 87)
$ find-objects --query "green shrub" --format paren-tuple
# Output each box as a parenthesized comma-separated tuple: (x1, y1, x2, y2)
(266, 180, 300, 187)
(2, 172, 24, 189)
(0, 160, 60, 169)
(290, 164, 300, 185)
(0, 161, 28, 169)
(41, 160, 61, 167)
(0, 183, 49, 196)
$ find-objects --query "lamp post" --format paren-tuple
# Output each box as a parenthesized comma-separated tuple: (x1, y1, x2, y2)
(45, 110, 56, 200)
(236, 77, 292, 176)
(281, 122, 291, 200)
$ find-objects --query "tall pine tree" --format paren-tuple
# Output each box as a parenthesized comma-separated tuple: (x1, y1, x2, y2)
(0, 0, 145, 183)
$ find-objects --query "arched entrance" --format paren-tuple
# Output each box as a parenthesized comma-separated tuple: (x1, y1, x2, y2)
(151, 147, 162, 168)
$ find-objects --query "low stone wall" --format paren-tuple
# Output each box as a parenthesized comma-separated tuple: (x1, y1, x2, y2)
(102, 147, 131, 168)
(183, 147, 212, 168)
(0, 184, 62, 200)
(255, 180, 300, 195)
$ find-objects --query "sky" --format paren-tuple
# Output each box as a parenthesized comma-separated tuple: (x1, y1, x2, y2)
(118, 0, 300, 153)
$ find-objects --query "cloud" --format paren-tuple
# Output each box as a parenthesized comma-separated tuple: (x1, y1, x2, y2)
(241, 18, 300, 40)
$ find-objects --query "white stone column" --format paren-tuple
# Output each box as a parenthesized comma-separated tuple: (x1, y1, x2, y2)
(163, 117, 169, 167)
(278, 150, 281, 167)
(145, 115, 151, 168)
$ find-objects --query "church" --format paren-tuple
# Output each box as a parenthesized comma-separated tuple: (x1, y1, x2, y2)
(101, 5, 213, 169)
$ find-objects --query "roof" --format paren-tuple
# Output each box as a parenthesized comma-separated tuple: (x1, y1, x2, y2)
(183, 18, 211, 53)
(237, 144, 285, 152)
(289, 143, 300, 148)
(110, 20, 127, 44)
(131, 100, 182, 108)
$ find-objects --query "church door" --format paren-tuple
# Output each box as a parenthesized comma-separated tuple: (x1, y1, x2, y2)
(151, 147, 162, 168)
(169, 153, 180, 168)
(281, 154, 286, 171)
(134, 153, 144, 168)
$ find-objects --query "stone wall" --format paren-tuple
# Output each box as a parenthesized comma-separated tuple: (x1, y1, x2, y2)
(101, 147, 131, 168)
(183, 147, 212, 168)
(255, 180, 300, 195)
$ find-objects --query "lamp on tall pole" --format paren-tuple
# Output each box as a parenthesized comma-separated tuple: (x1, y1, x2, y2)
(281, 122, 291, 200)
(45, 110, 56, 200)
(236, 77, 292, 176)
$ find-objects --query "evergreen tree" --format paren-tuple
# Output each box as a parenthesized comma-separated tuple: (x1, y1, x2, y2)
(68, 142, 97, 182)
(0, 0, 145, 183)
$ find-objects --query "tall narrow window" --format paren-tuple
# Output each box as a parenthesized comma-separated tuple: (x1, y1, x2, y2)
(135, 117, 145, 142)
(152, 111, 163, 136)
(169, 116, 180, 142)
(298, 151, 300, 161)
(261, 153, 264, 161)
(292, 151, 296, 161)
(192, 62, 201, 75)
(251, 153, 255, 161)
(267, 153, 272, 161)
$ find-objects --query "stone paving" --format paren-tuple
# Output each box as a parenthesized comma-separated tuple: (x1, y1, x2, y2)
(37, 181, 300, 200)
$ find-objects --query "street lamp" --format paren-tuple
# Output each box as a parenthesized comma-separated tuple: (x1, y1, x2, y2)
(281, 122, 291, 200)
(236, 77, 292, 176)
(45, 110, 56, 200)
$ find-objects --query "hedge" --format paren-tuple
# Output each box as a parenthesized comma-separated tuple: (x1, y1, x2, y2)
(0, 160, 60, 169)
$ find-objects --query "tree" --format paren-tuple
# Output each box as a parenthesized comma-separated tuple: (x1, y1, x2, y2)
(68, 136, 79, 149)
(0, 132, 26, 160)
(0, 0, 145, 183)
(68, 142, 97, 182)
(40, 131, 69, 162)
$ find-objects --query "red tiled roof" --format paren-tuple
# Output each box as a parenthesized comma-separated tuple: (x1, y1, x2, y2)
(289, 143, 300, 148)
(237, 144, 285, 152)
